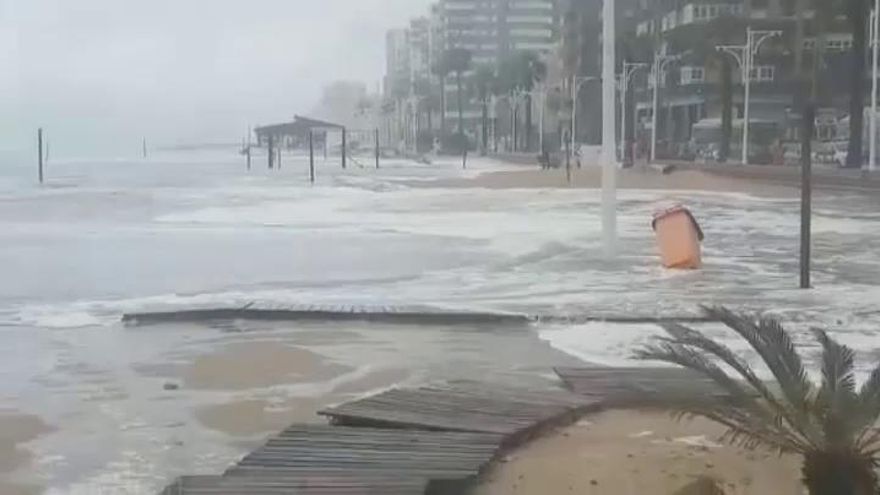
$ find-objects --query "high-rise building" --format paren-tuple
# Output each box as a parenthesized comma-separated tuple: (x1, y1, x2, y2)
(383, 0, 562, 150)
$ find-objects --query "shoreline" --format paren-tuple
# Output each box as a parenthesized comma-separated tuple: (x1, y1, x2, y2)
(419, 164, 799, 198)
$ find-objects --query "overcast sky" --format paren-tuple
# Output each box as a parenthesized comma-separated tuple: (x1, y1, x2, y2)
(0, 0, 430, 157)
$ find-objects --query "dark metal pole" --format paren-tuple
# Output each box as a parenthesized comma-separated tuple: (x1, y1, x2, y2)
(268, 135, 274, 170)
(462, 148, 467, 170)
(37, 128, 44, 184)
(341, 128, 347, 169)
(309, 130, 315, 183)
(800, 102, 814, 289)
(565, 132, 571, 184)
(375, 128, 380, 169)
(277, 141, 282, 170)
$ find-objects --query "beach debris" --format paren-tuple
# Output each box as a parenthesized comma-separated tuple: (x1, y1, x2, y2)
(590, 479, 598, 486)
(163, 382, 180, 391)
(629, 430, 654, 438)
(652, 204, 704, 269)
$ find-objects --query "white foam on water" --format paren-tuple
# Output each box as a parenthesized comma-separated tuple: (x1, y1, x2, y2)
(538, 322, 666, 367)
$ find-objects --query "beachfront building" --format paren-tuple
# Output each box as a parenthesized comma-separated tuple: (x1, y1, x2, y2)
(622, 0, 853, 163)
(383, 0, 562, 151)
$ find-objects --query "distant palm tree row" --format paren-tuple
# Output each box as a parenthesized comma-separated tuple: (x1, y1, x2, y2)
(397, 48, 548, 154)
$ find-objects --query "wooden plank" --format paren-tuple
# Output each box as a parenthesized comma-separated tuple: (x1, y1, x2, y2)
(554, 366, 726, 406)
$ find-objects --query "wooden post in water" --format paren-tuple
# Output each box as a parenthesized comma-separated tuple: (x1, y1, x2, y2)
(37, 128, 44, 184)
(375, 128, 380, 169)
(309, 130, 315, 183)
(268, 135, 275, 170)
(462, 148, 468, 170)
(341, 128, 347, 169)
(277, 141, 282, 170)
(142, 138, 147, 159)
(323, 132, 328, 159)
(800, 102, 814, 289)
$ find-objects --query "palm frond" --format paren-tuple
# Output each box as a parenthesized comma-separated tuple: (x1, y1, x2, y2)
(658, 321, 816, 449)
(814, 328, 857, 409)
(635, 341, 811, 452)
(663, 398, 807, 454)
(857, 364, 880, 429)
(702, 306, 814, 414)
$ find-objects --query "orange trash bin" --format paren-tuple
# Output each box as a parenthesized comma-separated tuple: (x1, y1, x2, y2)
(652, 205, 704, 269)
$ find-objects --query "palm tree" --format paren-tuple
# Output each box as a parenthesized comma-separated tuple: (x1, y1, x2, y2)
(666, 16, 741, 162)
(431, 61, 449, 139)
(636, 306, 880, 495)
(846, 0, 870, 168)
(499, 51, 547, 151)
(472, 65, 497, 155)
(442, 48, 473, 140)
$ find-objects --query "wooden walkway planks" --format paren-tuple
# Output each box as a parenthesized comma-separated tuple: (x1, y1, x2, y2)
(161, 425, 504, 495)
(554, 366, 725, 406)
(318, 381, 601, 445)
(163, 368, 723, 495)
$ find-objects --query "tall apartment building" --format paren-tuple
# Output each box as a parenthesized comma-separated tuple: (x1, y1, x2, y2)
(625, 0, 852, 161)
(384, 0, 561, 148)
(437, 0, 560, 137)
(384, 29, 410, 99)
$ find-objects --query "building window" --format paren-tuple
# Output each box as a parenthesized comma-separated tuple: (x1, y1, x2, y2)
(749, 65, 775, 82)
(680, 66, 705, 84)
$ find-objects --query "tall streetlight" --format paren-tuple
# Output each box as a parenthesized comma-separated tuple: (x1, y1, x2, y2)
(717, 27, 781, 165)
(570, 75, 599, 158)
(601, 0, 617, 254)
(619, 61, 648, 162)
(870, 0, 879, 172)
(650, 51, 678, 162)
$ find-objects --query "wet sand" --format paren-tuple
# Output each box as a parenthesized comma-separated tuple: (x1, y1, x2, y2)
(429, 165, 797, 198)
(0, 413, 52, 495)
(179, 341, 409, 438)
(183, 342, 350, 390)
(473, 409, 801, 495)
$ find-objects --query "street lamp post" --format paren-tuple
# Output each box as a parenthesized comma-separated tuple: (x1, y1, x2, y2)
(619, 61, 649, 163)
(870, 0, 879, 172)
(650, 51, 678, 162)
(717, 27, 781, 165)
(601, 0, 617, 254)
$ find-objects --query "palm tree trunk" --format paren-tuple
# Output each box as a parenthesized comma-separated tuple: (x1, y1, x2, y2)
(846, 0, 868, 168)
(456, 71, 464, 135)
(481, 98, 489, 155)
(439, 76, 446, 138)
(720, 56, 733, 163)
(802, 452, 877, 495)
(525, 94, 533, 151)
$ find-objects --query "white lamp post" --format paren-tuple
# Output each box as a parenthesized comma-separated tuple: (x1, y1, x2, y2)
(650, 51, 678, 162)
(717, 27, 780, 165)
(601, 0, 617, 254)
(870, 0, 879, 172)
(619, 61, 649, 162)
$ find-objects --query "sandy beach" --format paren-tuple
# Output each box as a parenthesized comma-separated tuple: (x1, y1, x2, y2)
(0, 413, 52, 495)
(430, 164, 798, 198)
(473, 409, 801, 495)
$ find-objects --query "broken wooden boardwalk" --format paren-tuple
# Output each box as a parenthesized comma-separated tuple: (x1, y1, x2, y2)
(161, 381, 594, 494)
(161, 368, 718, 494)
(554, 366, 725, 406)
